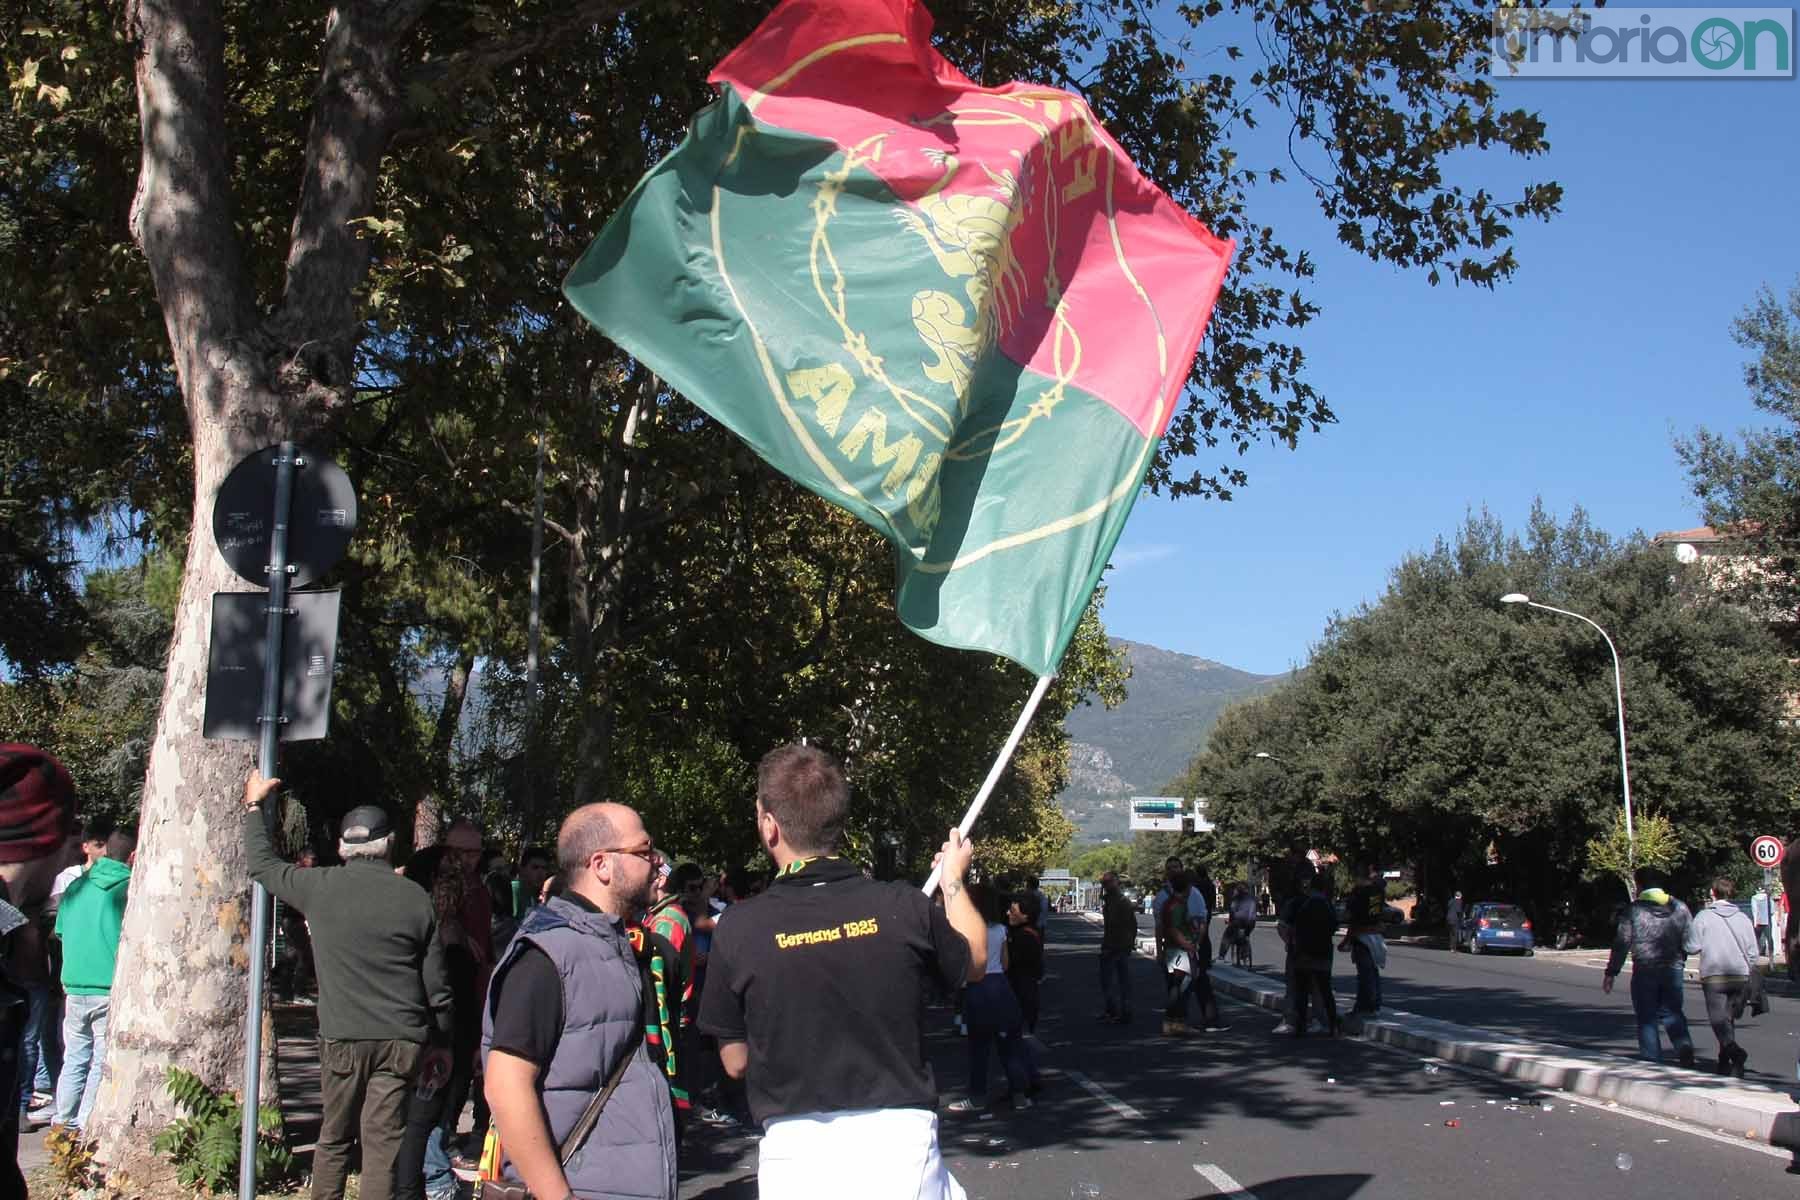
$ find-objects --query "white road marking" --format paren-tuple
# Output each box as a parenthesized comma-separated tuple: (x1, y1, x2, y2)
(1193, 1162, 1261, 1198)
(1062, 1068, 1144, 1120)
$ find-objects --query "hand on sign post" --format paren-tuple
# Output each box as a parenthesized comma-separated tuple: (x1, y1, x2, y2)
(243, 769, 282, 812)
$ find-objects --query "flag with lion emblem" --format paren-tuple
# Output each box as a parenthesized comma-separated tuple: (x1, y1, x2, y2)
(564, 0, 1233, 677)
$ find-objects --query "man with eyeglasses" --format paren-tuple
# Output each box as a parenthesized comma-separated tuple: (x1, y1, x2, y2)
(698, 744, 986, 1200)
(482, 802, 677, 1200)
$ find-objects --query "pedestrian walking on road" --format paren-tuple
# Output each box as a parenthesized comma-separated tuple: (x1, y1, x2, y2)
(1691, 877, 1760, 1077)
(1290, 874, 1340, 1038)
(1160, 870, 1225, 1036)
(481, 801, 678, 1200)
(1751, 886, 1774, 960)
(1272, 870, 1313, 1035)
(697, 744, 986, 1199)
(951, 883, 1038, 1111)
(1602, 869, 1700, 1067)
(1342, 864, 1386, 1017)
(244, 772, 454, 1200)
(1445, 891, 1464, 940)
(1097, 872, 1136, 1023)
(1005, 892, 1044, 1035)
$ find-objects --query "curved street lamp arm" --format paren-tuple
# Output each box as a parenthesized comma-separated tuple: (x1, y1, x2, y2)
(1522, 600, 1635, 860)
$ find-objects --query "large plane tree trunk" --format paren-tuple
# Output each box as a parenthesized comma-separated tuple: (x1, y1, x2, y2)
(90, 0, 638, 1177)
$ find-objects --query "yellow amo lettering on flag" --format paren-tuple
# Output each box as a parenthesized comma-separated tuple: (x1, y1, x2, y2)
(784, 367, 943, 539)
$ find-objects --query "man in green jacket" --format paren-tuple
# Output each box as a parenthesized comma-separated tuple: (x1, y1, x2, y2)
(244, 771, 452, 1200)
(51, 828, 133, 1132)
(244, 773, 453, 1194)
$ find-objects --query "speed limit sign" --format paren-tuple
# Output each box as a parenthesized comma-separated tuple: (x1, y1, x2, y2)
(1751, 835, 1785, 868)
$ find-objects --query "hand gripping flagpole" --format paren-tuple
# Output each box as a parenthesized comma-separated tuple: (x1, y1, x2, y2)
(921, 673, 1056, 897)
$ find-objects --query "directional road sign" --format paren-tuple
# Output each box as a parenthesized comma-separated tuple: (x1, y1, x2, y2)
(1130, 796, 1186, 832)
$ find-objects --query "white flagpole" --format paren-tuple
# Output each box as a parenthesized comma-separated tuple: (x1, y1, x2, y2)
(921, 672, 1057, 896)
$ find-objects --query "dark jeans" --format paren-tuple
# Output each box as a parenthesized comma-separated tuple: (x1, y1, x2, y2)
(966, 976, 1034, 1098)
(1350, 940, 1382, 1013)
(1700, 978, 1749, 1058)
(1292, 962, 1338, 1035)
(1628, 966, 1693, 1063)
(316, 1038, 424, 1200)
(1009, 974, 1040, 1034)
(16, 983, 59, 1110)
(396, 1052, 469, 1199)
(1098, 950, 1132, 1017)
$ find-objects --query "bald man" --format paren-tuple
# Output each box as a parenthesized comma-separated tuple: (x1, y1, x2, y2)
(481, 803, 677, 1200)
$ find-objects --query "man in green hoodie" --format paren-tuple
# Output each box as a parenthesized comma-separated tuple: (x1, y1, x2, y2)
(51, 828, 133, 1132)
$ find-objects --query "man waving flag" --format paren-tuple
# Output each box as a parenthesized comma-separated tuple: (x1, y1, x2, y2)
(564, 0, 1233, 680)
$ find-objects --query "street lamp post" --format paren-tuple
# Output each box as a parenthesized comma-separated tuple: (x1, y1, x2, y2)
(1500, 593, 1635, 869)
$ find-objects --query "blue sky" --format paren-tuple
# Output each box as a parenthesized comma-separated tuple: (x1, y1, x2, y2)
(1104, 40, 1798, 676)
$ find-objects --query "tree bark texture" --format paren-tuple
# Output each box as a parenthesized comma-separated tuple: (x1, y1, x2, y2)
(94, 0, 640, 1172)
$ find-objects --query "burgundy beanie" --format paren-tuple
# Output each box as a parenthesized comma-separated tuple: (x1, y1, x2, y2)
(0, 744, 77, 864)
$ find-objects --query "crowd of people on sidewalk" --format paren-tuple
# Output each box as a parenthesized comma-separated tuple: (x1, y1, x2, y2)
(6, 732, 1799, 1200)
(230, 740, 1008, 1200)
(0, 745, 137, 1200)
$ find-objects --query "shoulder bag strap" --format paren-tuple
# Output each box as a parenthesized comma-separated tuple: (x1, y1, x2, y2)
(557, 999, 646, 1167)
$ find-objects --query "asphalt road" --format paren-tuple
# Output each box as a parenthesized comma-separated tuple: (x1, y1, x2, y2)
(678, 915, 1793, 1199)
(1177, 916, 1800, 1083)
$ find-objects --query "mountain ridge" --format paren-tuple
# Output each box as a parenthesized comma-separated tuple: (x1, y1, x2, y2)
(1060, 638, 1283, 842)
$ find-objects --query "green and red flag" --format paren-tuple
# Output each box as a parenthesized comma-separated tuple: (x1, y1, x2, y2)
(564, 0, 1233, 677)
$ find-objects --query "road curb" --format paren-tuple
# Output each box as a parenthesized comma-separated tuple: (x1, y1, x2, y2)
(1203, 962, 1800, 1152)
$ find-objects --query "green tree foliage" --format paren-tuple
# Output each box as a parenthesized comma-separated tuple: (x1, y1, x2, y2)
(1070, 842, 1132, 883)
(1586, 809, 1680, 902)
(1173, 503, 1798, 923)
(2, 0, 1568, 1154)
(1677, 277, 1800, 618)
(0, 553, 176, 822)
(151, 1066, 295, 1195)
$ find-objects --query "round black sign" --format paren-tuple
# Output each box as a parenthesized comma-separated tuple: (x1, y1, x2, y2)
(211, 445, 358, 587)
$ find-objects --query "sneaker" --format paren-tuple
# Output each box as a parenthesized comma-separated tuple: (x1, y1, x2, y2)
(29, 1092, 52, 1109)
(18, 1109, 44, 1133)
(695, 1106, 741, 1128)
(1203, 1024, 1231, 1033)
(1271, 1021, 1296, 1034)
(1011, 1095, 1034, 1110)
(945, 1096, 988, 1113)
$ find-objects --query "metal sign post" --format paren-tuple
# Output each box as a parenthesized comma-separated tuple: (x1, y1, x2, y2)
(204, 442, 357, 1200)
(240, 441, 296, 1200)
(1750, 836, 1785, 970)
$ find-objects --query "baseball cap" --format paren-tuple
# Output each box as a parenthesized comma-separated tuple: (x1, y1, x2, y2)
(0, 744, 76, 864)
(340, 805, 392, 845)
